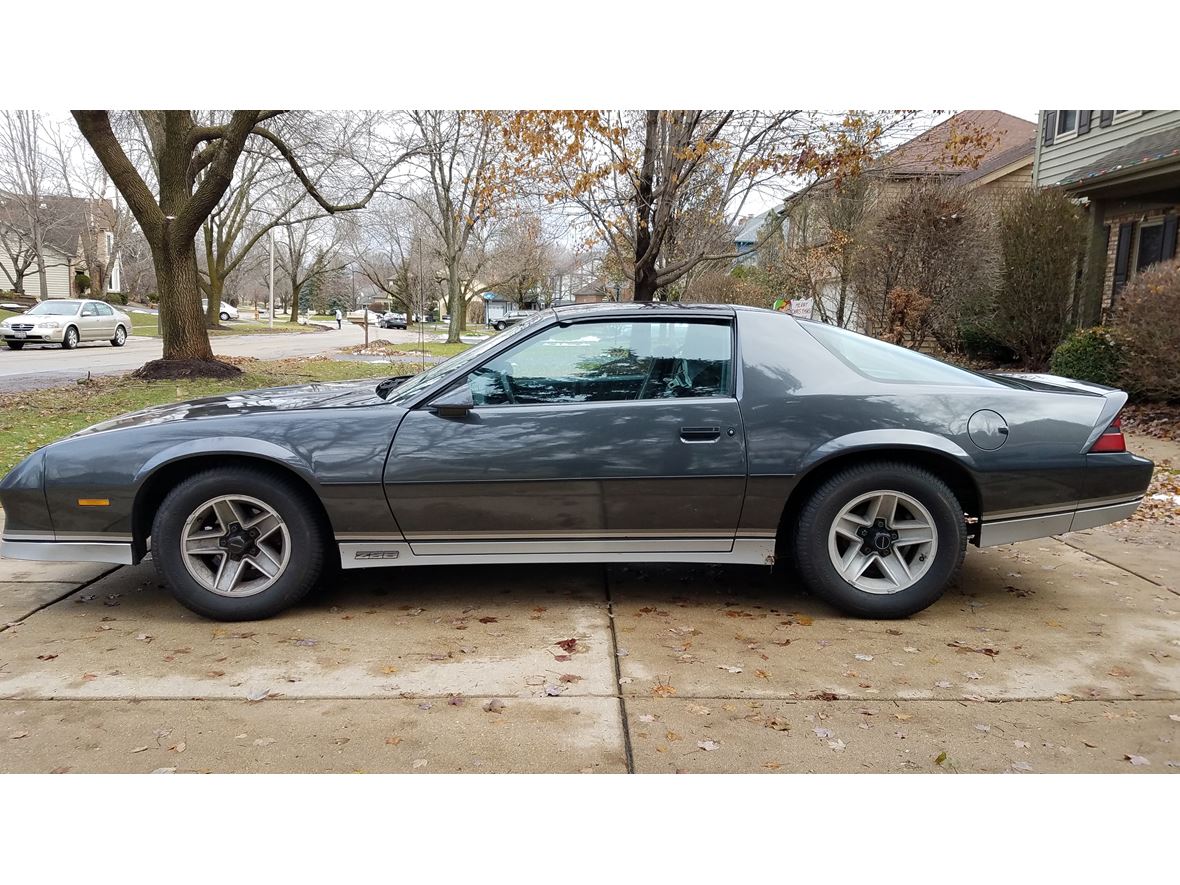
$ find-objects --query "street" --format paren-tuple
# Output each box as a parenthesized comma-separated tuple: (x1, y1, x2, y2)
(0, 324, 430, 393)
(2, 435, 1176, 773)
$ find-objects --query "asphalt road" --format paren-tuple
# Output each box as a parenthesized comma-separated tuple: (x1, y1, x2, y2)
(0, 324, 426, 393)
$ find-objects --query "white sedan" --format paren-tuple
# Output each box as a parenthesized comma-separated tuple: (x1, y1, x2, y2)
(1, 299, 131, 350)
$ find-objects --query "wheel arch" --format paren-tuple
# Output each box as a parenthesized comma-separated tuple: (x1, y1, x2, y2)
(774, 445, 983, 563)
(130, 451, 335, 563)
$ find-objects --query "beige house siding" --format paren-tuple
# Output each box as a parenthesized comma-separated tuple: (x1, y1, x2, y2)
(0, 241, 74, 298)
(1033, 110, 1180, 186)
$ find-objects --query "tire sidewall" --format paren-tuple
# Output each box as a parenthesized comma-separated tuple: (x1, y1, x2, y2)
(795, 463, 965, 618)
(152, 468, 324, 620)
(62, 326, 79, 349)
(112, 325, 126, 346)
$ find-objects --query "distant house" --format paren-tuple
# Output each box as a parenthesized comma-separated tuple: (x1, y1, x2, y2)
(779, 110, 1036, 328)
(1034, 110, 1180, 321)
(0, 194, 122, 299)
(733, 210, 778, 265)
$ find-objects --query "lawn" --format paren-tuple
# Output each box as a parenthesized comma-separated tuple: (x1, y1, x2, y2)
(209, 321, 325, 336)
(0, 358, 412, 478)
(344, 339, 475, 359)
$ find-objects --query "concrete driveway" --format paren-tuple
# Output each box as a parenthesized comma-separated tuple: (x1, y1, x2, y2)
(1, 439, 1177, 774)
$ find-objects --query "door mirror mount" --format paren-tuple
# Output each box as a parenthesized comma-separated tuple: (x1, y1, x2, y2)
(428, 385, 475, 418)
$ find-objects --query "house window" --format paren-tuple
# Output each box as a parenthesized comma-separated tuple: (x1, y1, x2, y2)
(105, 231, 114, 256)
(1136, 223, 1165, 273)
(1113, 110, 1142, 121)
(108, 260, 121, 293)
(1055, 111, 1079, 137)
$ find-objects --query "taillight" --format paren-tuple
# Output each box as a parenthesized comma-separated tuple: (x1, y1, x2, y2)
(1089, 415, 1126, 453)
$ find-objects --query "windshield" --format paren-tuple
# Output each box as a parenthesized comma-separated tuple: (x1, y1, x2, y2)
(26, 301, 81, 316)
(381, 311, 553, 404)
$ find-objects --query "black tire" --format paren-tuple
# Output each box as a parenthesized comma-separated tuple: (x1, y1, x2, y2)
(61, 326, 79, 349)
(6, 341, 24, 350)
(220, 311, 230, 321)
(110, 324, 127, 346)
(150, 466, 326, 621)
(793, 461, 965, 618)
(494, 321, 506, 331)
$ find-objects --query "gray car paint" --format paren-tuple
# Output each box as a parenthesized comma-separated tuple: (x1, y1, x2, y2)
(0, 303, 1153, 567)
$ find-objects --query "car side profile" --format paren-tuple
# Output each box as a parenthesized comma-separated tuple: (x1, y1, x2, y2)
(491, 311, 533, 331)
(0, 303, 1152, 621)
(1, 298, 130, 350)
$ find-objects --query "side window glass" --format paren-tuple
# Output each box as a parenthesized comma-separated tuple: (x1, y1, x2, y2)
(466, 320, 732, 406)
(82, 303, 98, 316)
(97, 303, 114, 316)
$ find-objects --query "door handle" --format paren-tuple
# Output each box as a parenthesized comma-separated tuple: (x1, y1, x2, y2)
(680, 425, 721, 443)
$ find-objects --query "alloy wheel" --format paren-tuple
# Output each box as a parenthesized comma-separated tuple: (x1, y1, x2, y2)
(180, 494, 291, 597)
(827, 489, 938, 594)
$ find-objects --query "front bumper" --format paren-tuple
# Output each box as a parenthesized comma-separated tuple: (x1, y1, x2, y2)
(3, 328, 64, 343)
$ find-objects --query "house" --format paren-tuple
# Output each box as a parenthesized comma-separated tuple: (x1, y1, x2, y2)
(1033, 110, 1180, 323)
(733, 210, 778, 265)
(778, 110, 1036, 328)
(0, 194, 122, 299)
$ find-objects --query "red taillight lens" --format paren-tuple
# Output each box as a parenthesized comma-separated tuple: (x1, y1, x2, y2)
(1089, 415, 1126, 453)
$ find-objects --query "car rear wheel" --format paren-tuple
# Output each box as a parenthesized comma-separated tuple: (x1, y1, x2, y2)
(494, 321, 506, 331)
(61, 326, 79, 349)
(151, 466, 325, 620)
(110, 325, 127, 346)
(220, 311, 230, 321)
(793, 462, 965, 618)
(6, 341, 23, 350)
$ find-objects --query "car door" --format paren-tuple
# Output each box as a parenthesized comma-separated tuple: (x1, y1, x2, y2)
(384, 316, 747, 556)
(94, 302, 117, 337)
(79, 302, 103, 340)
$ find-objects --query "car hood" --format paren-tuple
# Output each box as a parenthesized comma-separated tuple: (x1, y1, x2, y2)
(70, 380, 390, 436)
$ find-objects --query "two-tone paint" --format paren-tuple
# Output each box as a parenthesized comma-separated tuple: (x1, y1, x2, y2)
(0, 303, 1153, 572)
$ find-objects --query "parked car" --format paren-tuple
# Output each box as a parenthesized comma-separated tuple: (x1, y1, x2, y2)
(200, 300, 239, 321)
(0, 298, 130, 350)
(379, 312, 408, 330)
(491, 311, 531, 331)
(0, 303, 1152, 621)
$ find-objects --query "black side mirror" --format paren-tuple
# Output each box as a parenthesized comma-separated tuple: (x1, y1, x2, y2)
(428, 385, 475, 418)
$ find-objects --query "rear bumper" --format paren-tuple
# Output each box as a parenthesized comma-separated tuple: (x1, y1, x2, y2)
(978, 496, 1143, 546)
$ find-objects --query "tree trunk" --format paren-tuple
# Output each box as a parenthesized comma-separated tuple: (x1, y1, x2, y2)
(631, 111, 660, 303)
(154, 240, 215, 362)
(35, 251, 48, 300)
(446, 263, 462, 344)
(204, 227, 223, 327)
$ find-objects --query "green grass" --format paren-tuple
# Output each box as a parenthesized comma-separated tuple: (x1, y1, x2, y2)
(210, 321, 324, 336)
(0, 308, 18, 321)
(0, 358, 413, 478)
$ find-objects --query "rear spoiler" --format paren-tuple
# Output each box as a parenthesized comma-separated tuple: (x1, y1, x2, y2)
(995, 372, 1128, 453)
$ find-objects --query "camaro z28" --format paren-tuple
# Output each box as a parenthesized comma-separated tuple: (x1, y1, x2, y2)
(0, 303, 1153, 621)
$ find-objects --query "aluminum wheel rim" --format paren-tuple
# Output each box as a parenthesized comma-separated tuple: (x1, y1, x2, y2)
(827, 489, 938, 595)
(180, 494, 291, 598)
(114, 326, 126, 344)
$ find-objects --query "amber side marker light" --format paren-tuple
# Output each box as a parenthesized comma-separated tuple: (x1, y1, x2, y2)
(1088, 416, 1126, 454)
(77, 498, 110, 507)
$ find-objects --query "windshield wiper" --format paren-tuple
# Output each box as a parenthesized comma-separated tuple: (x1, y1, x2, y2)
(375, 374, 414, 399)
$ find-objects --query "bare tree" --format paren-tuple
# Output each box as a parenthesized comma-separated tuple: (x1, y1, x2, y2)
(400, 111, 513, 343)
(505, 110, 917, 301)
(275, 213, 346, 321)
(0, 111, 72, 299)
(71, 110, 412, 374)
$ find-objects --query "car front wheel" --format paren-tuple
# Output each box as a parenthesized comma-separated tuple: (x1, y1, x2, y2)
(6, 341, 24, 350)
(494, 321, 506, 331)
(61, 326, 79, 349)
(151, 466, 325, 620)
(110, 325, 127, 346)
(220, 312, 230, 321)
(793, 461, 965, 618)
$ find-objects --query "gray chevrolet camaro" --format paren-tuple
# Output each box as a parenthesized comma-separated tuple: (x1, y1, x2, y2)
(0, 303, 1153, 621)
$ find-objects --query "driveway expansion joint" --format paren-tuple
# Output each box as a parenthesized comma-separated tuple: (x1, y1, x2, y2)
(603, 566, 636, 774)
(0, 564, 123, 633)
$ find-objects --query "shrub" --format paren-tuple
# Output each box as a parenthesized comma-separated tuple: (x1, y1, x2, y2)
(992, 189, 1086, 369)
(958, 322, 1018, 363)
(1050, 327, 1126, 387)
(1114, 257, 1180, 401)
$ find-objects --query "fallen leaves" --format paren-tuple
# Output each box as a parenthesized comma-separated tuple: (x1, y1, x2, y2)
(697, 740, 721, 752)
(686, 703, 711, 716)
(385, 736, 402, 746)
(717, 665, 742, 674)
(482, 699, 506, 714)
(555, 638, 578, 653)
(558, 673, 582, 684)
(130, 745, 150, 754)
(8, 731, 29, 740)
(948, 640, 1000, 658)
(1125, 754, 1150, 766)
(412, 758, 427, 769)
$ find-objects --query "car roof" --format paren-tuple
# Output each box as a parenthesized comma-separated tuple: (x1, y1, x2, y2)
(552, 301, 740, 320)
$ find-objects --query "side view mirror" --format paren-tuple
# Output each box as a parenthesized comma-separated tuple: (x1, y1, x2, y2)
(428, 385, 475, 418)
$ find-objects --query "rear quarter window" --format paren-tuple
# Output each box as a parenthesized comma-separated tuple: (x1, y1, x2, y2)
(801, 321, 1003, 387)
